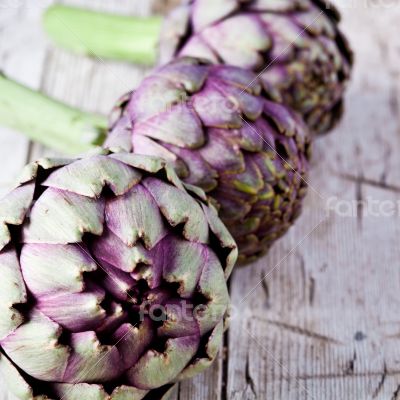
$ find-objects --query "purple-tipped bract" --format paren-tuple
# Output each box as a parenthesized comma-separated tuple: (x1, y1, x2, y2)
(0, 151, 237, 400)
(106, 58, 312, 262)
(160, 0, 353, 135)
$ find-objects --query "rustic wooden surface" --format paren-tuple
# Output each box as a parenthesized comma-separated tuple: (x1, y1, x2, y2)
(1, 1, 400, 399)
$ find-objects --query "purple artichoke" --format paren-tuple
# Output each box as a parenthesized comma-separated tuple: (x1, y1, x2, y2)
(160, 0, 354, 135)
(0, 151, 237, 399)
(106, 57, 311, 263)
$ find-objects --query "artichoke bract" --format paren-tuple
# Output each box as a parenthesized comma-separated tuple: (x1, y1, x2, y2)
(160, 0, 353, 135)
(44, 1, 353, 136)
(106, 57, 311, 263)
(0, 151, 237, 400)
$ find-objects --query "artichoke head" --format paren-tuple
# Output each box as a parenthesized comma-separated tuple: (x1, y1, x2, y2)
(0, 151, 237, 399)
(106, 57, 312, 263)
(159, 0, 354, 135)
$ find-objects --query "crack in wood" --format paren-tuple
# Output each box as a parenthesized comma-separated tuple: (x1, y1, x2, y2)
(355, 173, 364, 228)
(380, 144, 392, 185)
(221, 277, 231, 400)
(297, 253, 315, 305)
(290, 370, 400, 382)
(391, 383, 400, 400)
(262, 318, 342, 344)
(260, 271, 271, 308)
(373, 363, 387, 398)
(226, 370, 400, 392)
(344, 351, 357, 375)
(297, 252, 310, 305)
(309, 276, 315, 306)
(339, 173, 400, 194)
(245, 353, 257, 397)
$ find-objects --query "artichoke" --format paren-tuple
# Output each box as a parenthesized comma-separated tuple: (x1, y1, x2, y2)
(0, 151, 237, 400)
(160, 0, 354, 135)
(44, 0, 353, 135)
(106, 57, 311, 263)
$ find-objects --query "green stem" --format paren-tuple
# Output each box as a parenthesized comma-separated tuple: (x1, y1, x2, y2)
(43, 5, 162, 66)
(0, 74, 108, 155)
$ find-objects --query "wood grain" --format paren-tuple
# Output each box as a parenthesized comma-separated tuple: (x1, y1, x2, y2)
(226, 5, 400, 400)
(1, 1, 400, 399)
(0, 0, 50, 198)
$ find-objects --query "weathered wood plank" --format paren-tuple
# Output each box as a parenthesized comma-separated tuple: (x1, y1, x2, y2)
(0, 0, 52, 197)
(226, 4, 400, 399)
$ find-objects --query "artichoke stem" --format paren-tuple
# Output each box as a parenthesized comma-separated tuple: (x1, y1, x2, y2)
(43, 5, 162, 65)
(0, 74, 108, 154)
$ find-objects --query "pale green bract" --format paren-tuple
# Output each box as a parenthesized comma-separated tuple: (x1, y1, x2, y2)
(0, 151, 237, 400)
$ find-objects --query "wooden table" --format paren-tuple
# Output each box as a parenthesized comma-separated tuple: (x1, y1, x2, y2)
(1, 1, 400, 399)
